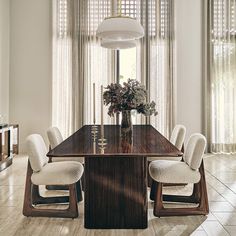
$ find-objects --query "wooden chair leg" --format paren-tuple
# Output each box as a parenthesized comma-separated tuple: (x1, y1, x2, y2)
(23, 160, 34, 216)
(150, 180, 157, 201)
(148, 161, 152, 187)
(153, 182, 163, 217)
(81, 170, 85, 191)
(67, 184, 78, 217)
(198, 161, 209, 214)
(76, 180, 83, 202)
(23, 161, 79, 218)
(191, 182, 201, 201)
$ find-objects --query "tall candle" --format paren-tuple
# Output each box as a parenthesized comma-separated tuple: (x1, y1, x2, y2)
(93, 83, 96, 125)
(146, 89, 149, 102)
(101, 85, 104, 138)
(93, 141, 96, 154)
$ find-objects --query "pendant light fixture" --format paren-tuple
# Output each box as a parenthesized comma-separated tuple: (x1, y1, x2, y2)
(101, 39, 137, 50)
(96, 0, 144, 49)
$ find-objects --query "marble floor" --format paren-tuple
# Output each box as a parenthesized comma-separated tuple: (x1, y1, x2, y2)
(1, 154, 236, 236)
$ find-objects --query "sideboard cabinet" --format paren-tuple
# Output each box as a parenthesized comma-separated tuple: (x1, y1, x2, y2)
(0, 124, 19, 172)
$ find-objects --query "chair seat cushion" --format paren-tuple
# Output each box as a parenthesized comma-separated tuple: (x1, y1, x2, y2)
(148, 156, 182, 162)
(31, 161, 84, 185)
(149, 160, 200, 184)
(51, 156, 84, 164)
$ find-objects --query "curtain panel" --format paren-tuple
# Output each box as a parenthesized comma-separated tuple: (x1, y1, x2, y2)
(52, 0, 116, 138)
(52, 0, 174, 138)
(144, 0, 175, 137)
(206, 0, 236, 153)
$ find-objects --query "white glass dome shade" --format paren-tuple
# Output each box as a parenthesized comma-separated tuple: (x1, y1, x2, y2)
(101, 39, 137, 49)
(96, 16, 144, 41)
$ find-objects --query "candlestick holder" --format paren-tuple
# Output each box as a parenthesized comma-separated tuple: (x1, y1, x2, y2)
(98, 140, 107, 154)
(91, 133, 98, 142)
(99, 146, 106, 154)
(91, 125, 98, 131)
(98, 137, 107, 155)
(91, 134, 97, 141)
(98, 137, 107, 146)
(91, 125, 98, 139)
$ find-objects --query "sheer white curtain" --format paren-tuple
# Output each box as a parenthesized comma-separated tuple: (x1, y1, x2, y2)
(208, 0, 236, 153)
(149, 0, 174, 137)
(52, 0, 116, 138)
(52, 0, 74, 138)
(136, 0, 174, 137)
(53, 0, 174, 138)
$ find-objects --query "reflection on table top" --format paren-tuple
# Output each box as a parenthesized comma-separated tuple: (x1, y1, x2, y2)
(47, 125, 183, 157)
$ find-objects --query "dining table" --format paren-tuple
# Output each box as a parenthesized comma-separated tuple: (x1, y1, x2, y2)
(47, 124, 182, 229)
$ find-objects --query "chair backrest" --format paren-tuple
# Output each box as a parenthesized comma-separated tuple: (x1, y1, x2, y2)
(170, 125, 186, 150)
(183, 133, 206, 170)
(26, 134, 48, 172)
(47, 127, 63, 149)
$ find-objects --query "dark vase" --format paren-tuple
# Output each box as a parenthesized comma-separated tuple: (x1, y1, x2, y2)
(121, 110, 133, 142)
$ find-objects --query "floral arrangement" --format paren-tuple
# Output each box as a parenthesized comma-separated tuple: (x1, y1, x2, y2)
(103, 79, 158, 117)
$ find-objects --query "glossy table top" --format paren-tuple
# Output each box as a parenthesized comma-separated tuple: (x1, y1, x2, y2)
(47, 125, 183, 157)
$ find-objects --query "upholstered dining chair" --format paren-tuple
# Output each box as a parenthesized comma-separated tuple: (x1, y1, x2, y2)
(47, 127, 84, 163)
(23, 134, 84, 218)
(147, 125, 186, 187)
(149, 133, 209, 217)
(148, 124, 186, 162)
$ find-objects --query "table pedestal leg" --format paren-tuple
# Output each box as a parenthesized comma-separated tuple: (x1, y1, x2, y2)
(84, 156, 147, 229)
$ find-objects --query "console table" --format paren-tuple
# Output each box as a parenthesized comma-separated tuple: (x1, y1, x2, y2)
(0, 124, 19, 171)
(47, 125, 182, 229)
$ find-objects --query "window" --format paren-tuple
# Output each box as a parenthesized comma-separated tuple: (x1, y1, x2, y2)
(53, 0, 174, 137)
(209, 0, 236, 153)
(119, 48, 137, 82)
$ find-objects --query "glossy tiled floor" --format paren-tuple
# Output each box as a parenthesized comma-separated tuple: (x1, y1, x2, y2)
(1, 154, 236, 236)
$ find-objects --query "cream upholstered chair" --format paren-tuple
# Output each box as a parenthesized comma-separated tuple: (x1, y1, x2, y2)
(23, 134, 84, 218)
(47, 127, 84, 163)
(147, 125, 186, 187)
(148, 124, 186, 162)
(149, 133, 209, 217)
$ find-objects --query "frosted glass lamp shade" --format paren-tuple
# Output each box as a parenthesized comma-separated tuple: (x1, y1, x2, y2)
(96, 16, 144, 41)
(101, 39, 137, 49)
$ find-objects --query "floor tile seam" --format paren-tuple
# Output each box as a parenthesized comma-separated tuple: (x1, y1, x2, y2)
(212, 211, 236, 226)
(201, 220, 231, 236)
(222, 225, 235, 236)
(206, 169, 236, 197)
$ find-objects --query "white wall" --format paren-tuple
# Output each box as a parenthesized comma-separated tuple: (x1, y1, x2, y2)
(0, 0, 10, 122)
(9, 0, 52, 152)
(175, 0, 203, 140)
(7, 0, 203, 152)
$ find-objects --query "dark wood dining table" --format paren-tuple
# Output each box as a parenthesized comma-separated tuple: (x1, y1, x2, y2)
(47, 125, 182, 229)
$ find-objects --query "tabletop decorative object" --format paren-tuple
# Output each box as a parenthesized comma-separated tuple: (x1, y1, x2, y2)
(91, 83, 98, 134)
(103, 79, 158, 139)
(98, 85, 107, 151)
